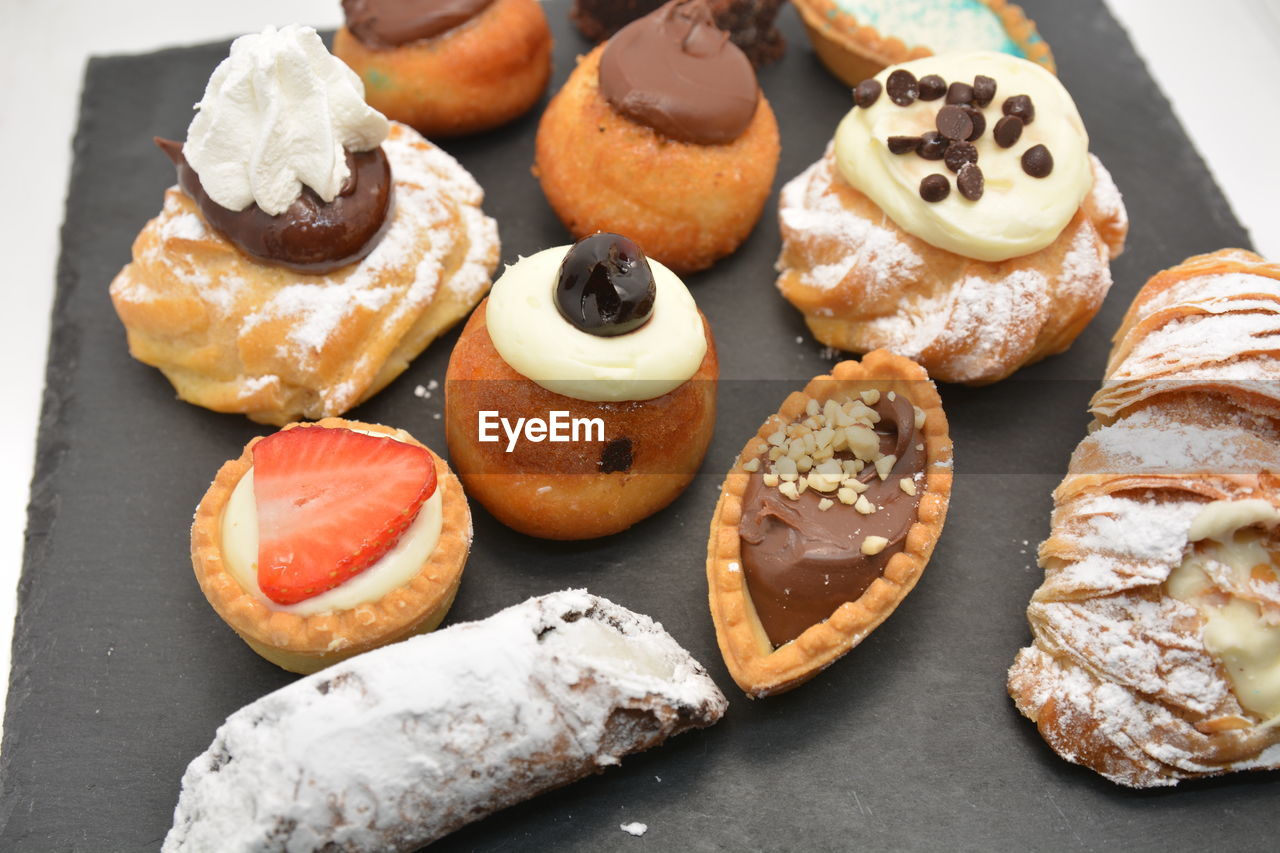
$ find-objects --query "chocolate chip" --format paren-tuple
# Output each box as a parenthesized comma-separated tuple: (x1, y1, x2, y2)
(957, 163, 984, 201)
(935, 105, 973, 141)
(994, 114, 1023, 148)
(599, 437, 633, 473)
(973, 75, 997, 107)
(886, 70, 919, 106)
(917, 131, 949, 160)
(887, 135, 922, 154)
(1021, 144, 1054, 177)
(1003, 94, 1035, 124)
(854, 79, 882, 109)
(962, 105, 986, 141)
(944, 141, 978, 173)
(918, 74, 947, 101)
(919, 174, 950, 202)
(946, 82, 974, 105)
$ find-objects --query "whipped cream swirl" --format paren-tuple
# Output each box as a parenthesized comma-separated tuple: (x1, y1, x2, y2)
(184, 25, 389, 216)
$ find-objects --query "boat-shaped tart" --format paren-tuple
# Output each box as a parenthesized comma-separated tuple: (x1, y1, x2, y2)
(191, 417, 471, 673)
(706, 350, 952, 696)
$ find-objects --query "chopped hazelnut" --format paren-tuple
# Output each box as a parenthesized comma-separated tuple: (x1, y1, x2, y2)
(837, 487, 857, 505)
(860, 389, 881, 406)
(861, 536, 889, 556)
(818, 498, 834, 511)
(762, 473, 780, 487)
(779, 481, 800, 500)
(899, 477, 917, 496)
(875, 454, 897, 481)
(742, 458, 760, 473)
(854, 495, 876, 515)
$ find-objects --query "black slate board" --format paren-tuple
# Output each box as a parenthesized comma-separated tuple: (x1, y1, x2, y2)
(2, 2, 1274, 850)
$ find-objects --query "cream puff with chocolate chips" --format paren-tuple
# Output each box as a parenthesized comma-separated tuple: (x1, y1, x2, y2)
(707, 350, 952, 697)
(777, 51, 1128, 385)
(445, 232, 718, 539)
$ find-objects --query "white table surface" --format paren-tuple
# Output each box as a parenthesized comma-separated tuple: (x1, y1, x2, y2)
(1, 0, 1278, 736)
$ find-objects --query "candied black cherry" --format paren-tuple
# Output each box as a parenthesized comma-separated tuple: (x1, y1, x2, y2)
(555, 233, 656, 336)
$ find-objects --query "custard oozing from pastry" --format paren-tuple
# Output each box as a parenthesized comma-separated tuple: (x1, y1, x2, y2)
(1167, 500, 1280, 721)
(484, 244, 706, 402)
(739, 392, 926, 646)
(834, 52, 1090, 262)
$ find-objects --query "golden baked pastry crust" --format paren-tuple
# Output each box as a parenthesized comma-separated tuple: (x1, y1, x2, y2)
(777, 150, 1128, 385)
(191, 417, 472, 674)
(792, 0, 1054, 87)
(109, 122, 500, 425)
(445, 299, 718, 540)
(333, 0, 553, 137)
(534, 45, 780, 274)
(706, 350, 952, 697)
(1008, 250, 1280, 787)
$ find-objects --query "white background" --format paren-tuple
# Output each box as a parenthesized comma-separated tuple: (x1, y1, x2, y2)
(1, 0, 1278, 732)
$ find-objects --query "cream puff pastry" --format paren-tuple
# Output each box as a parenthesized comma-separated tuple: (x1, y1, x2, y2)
(777, 51, 1126, 385)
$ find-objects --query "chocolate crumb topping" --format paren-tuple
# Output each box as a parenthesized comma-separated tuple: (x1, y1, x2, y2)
(1003, 94, 1035, 124)
(920, 173, 950, 202)
(1021, 144, 1054, 177)
(994, 114, 1023, 148)
(854, 78, 882, 108)
(944, 141, 978, 174)
(886, 69, 919, 106)
(957, 163, 984, 200)
(918, 74, 947, 101)
(156, 137, 393, 274)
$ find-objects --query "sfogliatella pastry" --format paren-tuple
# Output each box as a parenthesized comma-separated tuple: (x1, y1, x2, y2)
(164, 590, 727, 851)
(1009, 250, 1280, 787)
(777, 51, 1127, 385)
(191, 418, 471, 674)
(110, 25, 499, 425)
(792, 0, 1053, 87)
(707, 350, 952, 696)
(569, 0, 787, 66)
(334, 0, 553, 137)
(446, 233, 717, 539)
(536, 0, 780, 273)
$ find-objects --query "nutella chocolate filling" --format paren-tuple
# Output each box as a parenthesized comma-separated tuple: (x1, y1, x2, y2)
(739, 393, 925, 647)
(157, 138, 393, 275)
(342, 0, 497, 48)
(598, 0, 758, 145)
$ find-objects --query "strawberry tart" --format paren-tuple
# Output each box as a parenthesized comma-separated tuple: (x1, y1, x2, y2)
(190, 418, 471, 673)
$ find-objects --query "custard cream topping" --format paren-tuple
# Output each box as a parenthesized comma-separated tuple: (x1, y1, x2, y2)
(185, 24, 389, 216)
(833, 52, 1090, 262)
(1168, 500, 1280, 721)
(220, 429, 443, 616)
(485, 246, 708, 402)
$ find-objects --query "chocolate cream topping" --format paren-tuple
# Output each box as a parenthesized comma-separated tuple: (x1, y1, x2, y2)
(156, 138, 393, 275)
(342, 0, 496, 48)
(738, 394, 925, 647)
(598, 0, 758, 145)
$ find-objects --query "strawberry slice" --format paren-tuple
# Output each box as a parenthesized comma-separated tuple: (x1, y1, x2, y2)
(251, 426, 437, 605)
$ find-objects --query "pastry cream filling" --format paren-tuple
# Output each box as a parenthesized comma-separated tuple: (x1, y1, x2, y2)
(833, 52, 1091, 262)
(220, 429, 443, 616)
(485, 246, 707, 402)
(1167, 500, 1280, 721)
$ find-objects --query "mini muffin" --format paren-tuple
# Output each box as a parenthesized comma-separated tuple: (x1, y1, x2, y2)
(334, 0, 553, 137)
(191, 418, 471, 673)
(446, 233, 717, 539)
(706, 351, 952, 696)
(792, 0, 1053, 87)
(535, 0, 779, 273)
